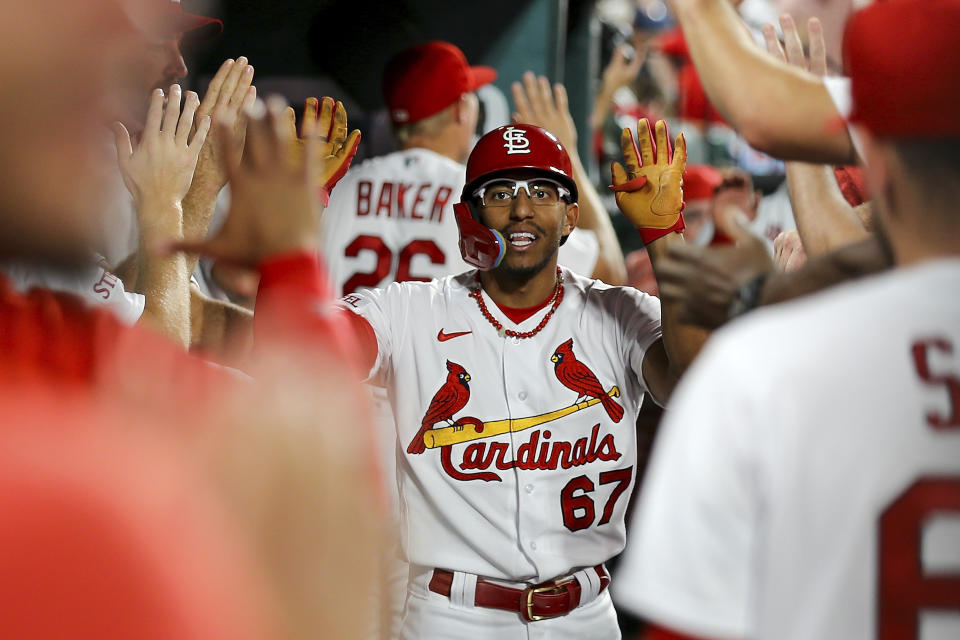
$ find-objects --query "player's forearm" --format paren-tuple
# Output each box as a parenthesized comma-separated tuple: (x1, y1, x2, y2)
(646, 232, 709, 373)
(590, 84, 618, 131)
(190, 284, 254, 363)
(133, 201, 191, 347)
(569, 153, 627, 285)
(759, 233, 891, 306)
(668, 0, 854, 163)
(786, 162, 869, 257)
(181, 185, 220, 276)
(134, 202, 191, 348)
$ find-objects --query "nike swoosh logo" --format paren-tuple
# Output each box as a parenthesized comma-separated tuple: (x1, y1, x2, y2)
(437, 329, 472, 342)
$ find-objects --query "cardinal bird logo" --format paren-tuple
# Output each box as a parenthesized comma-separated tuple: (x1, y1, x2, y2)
(551, 339, 624, 423)
(408, 360, 472, 454)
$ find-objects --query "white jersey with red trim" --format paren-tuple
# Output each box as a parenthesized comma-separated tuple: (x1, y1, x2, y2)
(615, 259, 960, 640)
(321, 148, 470, 296)
(339, 267, 661, 583)
(3, 259, 144, 325)
(320, 147, 599, 297)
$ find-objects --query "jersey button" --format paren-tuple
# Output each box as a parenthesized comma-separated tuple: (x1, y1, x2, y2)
(518, 391, 528, 401)
(530, 541, 538, 550)
(524, 484, 534, 494)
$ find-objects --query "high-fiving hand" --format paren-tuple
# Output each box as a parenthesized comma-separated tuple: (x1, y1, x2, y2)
(170, 96, 360, 267)
(188, 57, 257, 198)
(283, 96, 361, 204)
(611, 118, 686, 237)
(762, 15, 827, 76)
(511, 71, 578, 153)
(113, 85, 210, 215)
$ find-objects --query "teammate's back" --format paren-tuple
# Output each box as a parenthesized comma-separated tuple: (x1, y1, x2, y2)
(727, 264, 960, 638)
(321, 147, 470, 295)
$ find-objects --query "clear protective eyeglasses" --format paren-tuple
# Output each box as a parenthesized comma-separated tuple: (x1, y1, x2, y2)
(472, 178, 571, 209)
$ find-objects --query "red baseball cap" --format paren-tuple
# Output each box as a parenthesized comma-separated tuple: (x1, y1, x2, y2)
(383, 41, 496, 125)
(683, 164, 722, 202)
(844, 0, 960, 139)
(126, 0, 223, 39)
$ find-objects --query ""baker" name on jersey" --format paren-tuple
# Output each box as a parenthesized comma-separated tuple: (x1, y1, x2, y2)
(357, 180, 454, 223)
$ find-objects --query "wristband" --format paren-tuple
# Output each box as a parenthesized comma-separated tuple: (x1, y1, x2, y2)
(727, 271, 770, 320)
(637, 213, 685, 245)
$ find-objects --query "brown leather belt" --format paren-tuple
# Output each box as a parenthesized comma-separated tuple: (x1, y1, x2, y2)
(428, 566, 610, 622)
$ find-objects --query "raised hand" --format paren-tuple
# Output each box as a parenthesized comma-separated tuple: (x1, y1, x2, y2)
(610, 118, 686, 231)
(511, 71, 578, 153)
(600, 43, 645, 95)
(113, 85, 209, 222)
(285, 96, 361, 203)
(170, 97, 332, 267)
(773, 230, 808, 272)
(188, 57, 257, 198)
(762, 15, 828, 77)
(656, 209, 773, 328)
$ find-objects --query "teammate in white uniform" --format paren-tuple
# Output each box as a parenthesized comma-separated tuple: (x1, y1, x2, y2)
(320, 41, 491, 295)
(615, 2, 960, 638)
(2, 258, 144, 326)
(337, 122, 703, 638)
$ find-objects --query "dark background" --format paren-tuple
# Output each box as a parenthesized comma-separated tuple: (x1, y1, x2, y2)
(181, 0, 600, 163)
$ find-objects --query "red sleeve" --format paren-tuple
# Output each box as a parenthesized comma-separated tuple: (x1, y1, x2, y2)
(833, 165, 867, 207)
(256, 251, 376, 375)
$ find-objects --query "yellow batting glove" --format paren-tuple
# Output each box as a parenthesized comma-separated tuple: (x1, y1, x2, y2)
(610, 118, 686, 244)
(287, 97, 362, 206)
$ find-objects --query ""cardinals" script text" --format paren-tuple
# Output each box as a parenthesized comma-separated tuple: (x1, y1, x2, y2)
(441, 425, 621, 482)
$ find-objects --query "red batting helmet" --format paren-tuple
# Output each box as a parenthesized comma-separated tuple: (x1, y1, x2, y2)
(462, 124, 578, 202)
(455, 125, 578, 270)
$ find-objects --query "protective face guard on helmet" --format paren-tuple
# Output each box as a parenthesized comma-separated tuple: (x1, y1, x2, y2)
(453, 202, 505, 271)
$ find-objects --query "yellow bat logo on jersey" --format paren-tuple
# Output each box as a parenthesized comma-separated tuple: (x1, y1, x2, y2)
(423, 386, 620, 449)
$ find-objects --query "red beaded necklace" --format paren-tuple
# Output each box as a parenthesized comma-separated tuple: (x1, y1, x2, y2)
(470, 268, 564, 339)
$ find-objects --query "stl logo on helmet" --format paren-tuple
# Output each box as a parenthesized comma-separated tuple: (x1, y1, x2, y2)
(502, 126, 532, 155)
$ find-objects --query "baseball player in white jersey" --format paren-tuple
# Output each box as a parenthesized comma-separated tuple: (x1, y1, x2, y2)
(615, 2, 960, 638)
(320, 41, 600, 297)
(336, 121, 705, 638)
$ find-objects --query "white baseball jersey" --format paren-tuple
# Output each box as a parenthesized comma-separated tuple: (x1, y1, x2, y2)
(615, 259, 960, 640)
(2, 259, 144, 325)
(320, 147, 599, 297)
(340, 267, 662, 583)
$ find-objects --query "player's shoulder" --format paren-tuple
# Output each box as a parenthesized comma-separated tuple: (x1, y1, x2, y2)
(350, 147, 463, 176)
(562, 267, 660, 310)
(399, 147, 466, 175)
(343, 270, 476, 307)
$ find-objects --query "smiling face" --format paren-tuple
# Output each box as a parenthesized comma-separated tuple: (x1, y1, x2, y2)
(475, 170, 578, 280)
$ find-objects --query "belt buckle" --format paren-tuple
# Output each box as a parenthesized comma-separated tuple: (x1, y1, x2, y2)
(523, 582, 568, 622)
